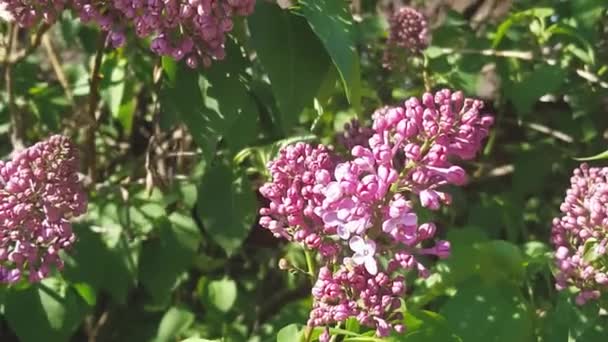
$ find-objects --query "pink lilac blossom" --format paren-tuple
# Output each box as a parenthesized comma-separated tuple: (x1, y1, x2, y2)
(259, 89, 493, 337)
(552, 163, 608, 305)
(383, 6, 429, 68)
(0, 135, 87, 284)
(3, 0, 256, 67)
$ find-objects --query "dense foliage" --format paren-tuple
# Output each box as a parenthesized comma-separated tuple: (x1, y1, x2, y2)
(0, 0, 607, 341)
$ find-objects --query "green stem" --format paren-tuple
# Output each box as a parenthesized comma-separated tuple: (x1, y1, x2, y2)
(328, 323, 343, 342)
(303, 249, 316, 342)
(304, 249, 316, 279)
(422, 53, 432, 91)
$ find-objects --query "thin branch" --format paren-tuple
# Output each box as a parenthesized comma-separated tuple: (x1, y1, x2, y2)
(3, 23, 50, 65)
(84, 33, 106, 184)
(4, 24, 25, 152)
(436, 47, 608, 89)
(87, 311, 109, 342)
(42, 33, 74, 103)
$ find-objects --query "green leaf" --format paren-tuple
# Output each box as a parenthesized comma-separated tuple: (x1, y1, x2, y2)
(127, 192, 167, 235)
(139, 213, 202, 301)
(523, 241, 552, 274)
(63, 221, 140, 304)
(277, 324, 302, 342)
(202, 40, 259, 144)
(478, 240, 526, 285)
(440, 227, 488, 284)
(100, 52, 127, 120)
(206, 278, 238, 313)
(116, 77, 137, 133)
(27, 84, 67, 131)
(162, 41, 257, 162)
(299, 0, 361, 109)
(258, 298, 312, 341)
(248, 2, 332, 132)
(72, 283, 97, 307)
(196, 162, 256, 255)
(493, 7, 555, 47)
(512, 145, 559, 197)
(154, 307, 195, 342)
(575, 149, 608, 161)
(5, 278, 90, 342)
(542, 293, 608, 342)
(400, 309, 461, 341)
(581, 238, 602, 263)
(509, 65, 564, 115)
(161, 58, 217, 161)
(225, 102, 260, 153)
(440, 279, 534, 342)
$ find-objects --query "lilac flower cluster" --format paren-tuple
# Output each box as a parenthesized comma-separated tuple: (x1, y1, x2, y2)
(3, 0, 255, 67)
(552, 163, 608, 305)
(0, 135, 87, 284)
(1, 0, 67, 27)
(259, 89, 493, 337)
(383, 6, 429, 68)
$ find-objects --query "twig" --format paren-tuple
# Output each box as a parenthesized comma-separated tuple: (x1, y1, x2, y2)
(84, 33, 107, 184)
(435, 47, 534, 60)
(4, 24, 25, 152)
(87, 311, 109, 342)
(42, 33, 74, 103)
(3, 23, 50, 65)
(435, 47, 608, 89)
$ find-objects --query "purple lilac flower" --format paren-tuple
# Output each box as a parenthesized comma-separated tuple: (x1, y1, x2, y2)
(259, 89, 494, 336)
(0, 135, 87, 284)
(552, 163, 608, 304)
(309, 265, 406, 337)
(1, 0, 67, 27)
(349, 236, 378, 275)
(3, 0, 256, 67)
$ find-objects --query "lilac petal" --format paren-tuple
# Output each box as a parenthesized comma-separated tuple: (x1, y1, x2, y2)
(345, 218, 366, 235)
(382, 218, 398, 233)
(402, 213, 418, 226)
(337, 197, 355, 210)
(334, 163, 350, 181)
(337, 208, 351, 221)
(324, 182, 343, 202)
(366, 239, 377, 254)
(365, 257, 378, 275)
(337, 224, 350, 240)
(322, 212, 339, 226)
(349, 235, 365, 253)
(352, 252, 366, 265)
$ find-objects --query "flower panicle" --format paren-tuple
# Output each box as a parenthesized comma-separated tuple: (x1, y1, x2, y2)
(0, 135, 87, 284)
(552, 163, 608, 304)
(3, 0, 256, 68)
(259, 89, 494, 336)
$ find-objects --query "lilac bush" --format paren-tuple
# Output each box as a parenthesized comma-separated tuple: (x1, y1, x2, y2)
(3, 0, 256, 67)
(259, 89, 494, 337)
(552, 163, 608, 305)
(0, 135, 87, 284)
